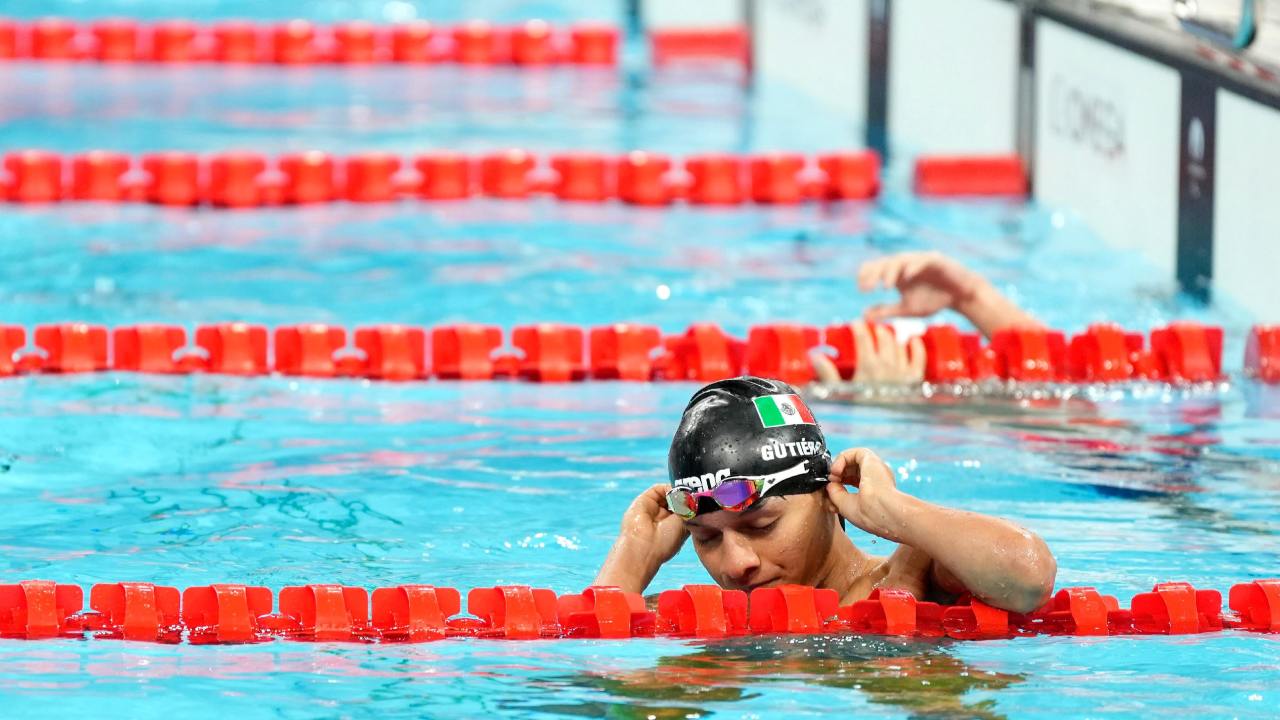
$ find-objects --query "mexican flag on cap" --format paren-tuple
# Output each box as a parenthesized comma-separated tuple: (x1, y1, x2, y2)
(753, 393, 816, 428)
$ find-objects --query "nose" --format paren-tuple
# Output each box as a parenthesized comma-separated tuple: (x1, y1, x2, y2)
(720, 532, 762, 588)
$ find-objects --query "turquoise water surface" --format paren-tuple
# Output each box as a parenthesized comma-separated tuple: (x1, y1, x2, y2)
(2, 2, 1279, 718)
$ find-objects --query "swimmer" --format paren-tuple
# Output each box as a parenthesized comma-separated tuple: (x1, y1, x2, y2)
(593, 254, 1055, 611)
(593, 376, 1057, 612)
(814, 251, 1046, 385)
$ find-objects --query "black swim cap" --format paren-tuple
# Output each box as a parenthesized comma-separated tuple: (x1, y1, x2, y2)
(668, 376, 831, 515)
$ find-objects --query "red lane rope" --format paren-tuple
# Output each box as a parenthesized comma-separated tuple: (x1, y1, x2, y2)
(1, 579, 1276, 642)
(0, 18, 617, 66)
(0, 149, 887, 207)
(1, 321, 1275, 385)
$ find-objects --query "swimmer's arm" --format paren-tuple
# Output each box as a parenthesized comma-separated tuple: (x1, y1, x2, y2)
(592, 536, 664, 594)
(877, 494, 1056, 613)
(592, 484, 689, 594)
(826, 448, 1055, 614)
(858, 252, 1043, 339)
(953, 277, 1044, 340)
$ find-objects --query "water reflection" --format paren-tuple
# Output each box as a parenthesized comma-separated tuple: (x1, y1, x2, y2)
(518, 635, 1022, 719)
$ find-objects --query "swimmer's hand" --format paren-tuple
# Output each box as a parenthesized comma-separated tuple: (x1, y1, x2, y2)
(826, 447, 1058, 613)
(592, 484, 689, 594)
(812, 320, 925, 384)
(824, 448, 908, 542)
(857, 252, 1042, 339)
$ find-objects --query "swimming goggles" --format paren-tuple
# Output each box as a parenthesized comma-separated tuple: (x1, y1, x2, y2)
(665, 461, 817, 520)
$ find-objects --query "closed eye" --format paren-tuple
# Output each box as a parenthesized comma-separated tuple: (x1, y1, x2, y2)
(691, 530, 720, 546)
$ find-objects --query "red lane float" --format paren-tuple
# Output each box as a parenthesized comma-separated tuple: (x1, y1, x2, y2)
(0, 581, 83, 639)
(1067, 323, 1149, 382)
(391, 21, 434, 63)
(208, 152, 267, 208)
(0, 150, 887, 207)
(452, 21, 498, 65)
(657, 585, 749, 638)
(280, 151, 337, 204)
(918, 325, 986, 383)
(942, 597, 1016, 640)
(432, 325, 507, 380)
(195, 323, 269, 375)
(356, 325, 428, 381)
(71, 151, 131, 201)
(750, 153, 805, 205)
(1125, 582, 1223, 635)
(0, 19, 618, 66)
(0, 320, 1260, 386)
(30, 18, 78, 60)
(92, 19, 140, 62)
(1245, 325, 1280, 383)
(685, 154, 744, 205)
(1016, 586, 1118, 636)
(34, 324, 109, 373)
(4, 150, 63, 203)
(1229, 579, 1280, 632)
(415, 153, 472, 200)
(1151, 322, 1225, 382)
(467, 586, 559, 639)
(512, 324, 586, 382)
(150, 20, 199, 62)
(558, 586, 654, 639)
(113, 325, 190, 374)
(182, 585, 274, 644)
(617, 151, 673, 206)
(0, 326, 25, 377)
(658, 323, 746, 382)
(570, 24, 618, 65)
(277, 585, 372, 642)
(213, 21, 259, 63)
(551, 153, 611, 202)
(274, 325, 347, 377)
(819, 151, 880, 200)
(843, 588, 945, 637)
(510, 20, 554, 66)
(650, 27, 750, 66)
(990, 327, 1068, 382)
(914, 155, 1028, 197)
(372, 585, 461, 641)
(480, 150, 535, 198)
(88, 582, 183, 642)
(0, 21, 15, 59)
(589, 324, 662, 381)
(344, 153, 401, 203)
(747, 324, 820, 386)
(2, 580, 1275, 643)
(749, 585, 841, 634)
(143, 152, 201, 206)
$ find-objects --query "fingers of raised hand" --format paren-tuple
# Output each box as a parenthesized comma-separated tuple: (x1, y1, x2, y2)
(811, 352, 843, 384)
(905, 336, 926, 382)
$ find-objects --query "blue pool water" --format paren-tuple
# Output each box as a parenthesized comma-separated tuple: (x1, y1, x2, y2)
(3, 2, 1280, 718)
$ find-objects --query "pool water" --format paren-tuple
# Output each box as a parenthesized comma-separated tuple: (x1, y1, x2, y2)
(2, 2, 1280, 718)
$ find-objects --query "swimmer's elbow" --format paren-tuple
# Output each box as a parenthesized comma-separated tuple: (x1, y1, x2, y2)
(1004, 536, 1057, 614)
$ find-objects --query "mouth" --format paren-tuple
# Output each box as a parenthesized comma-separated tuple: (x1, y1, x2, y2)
(743, 579, 780, 593)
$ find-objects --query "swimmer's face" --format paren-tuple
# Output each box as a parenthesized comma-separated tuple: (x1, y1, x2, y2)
(684, 490, 838, 593)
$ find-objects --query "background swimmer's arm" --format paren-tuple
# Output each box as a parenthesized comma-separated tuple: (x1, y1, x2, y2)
(592, 484, 689, 594)
(858, 252, 1043, 339)
(825, 448, 1056, 614)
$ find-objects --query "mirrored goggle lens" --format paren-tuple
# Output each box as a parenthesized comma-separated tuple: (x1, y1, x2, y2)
(709, 478, 759, 512)
(665, 488, 697, 519)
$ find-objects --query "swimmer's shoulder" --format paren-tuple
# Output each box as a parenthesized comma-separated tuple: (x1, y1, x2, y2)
(864, 545, 961, 605)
